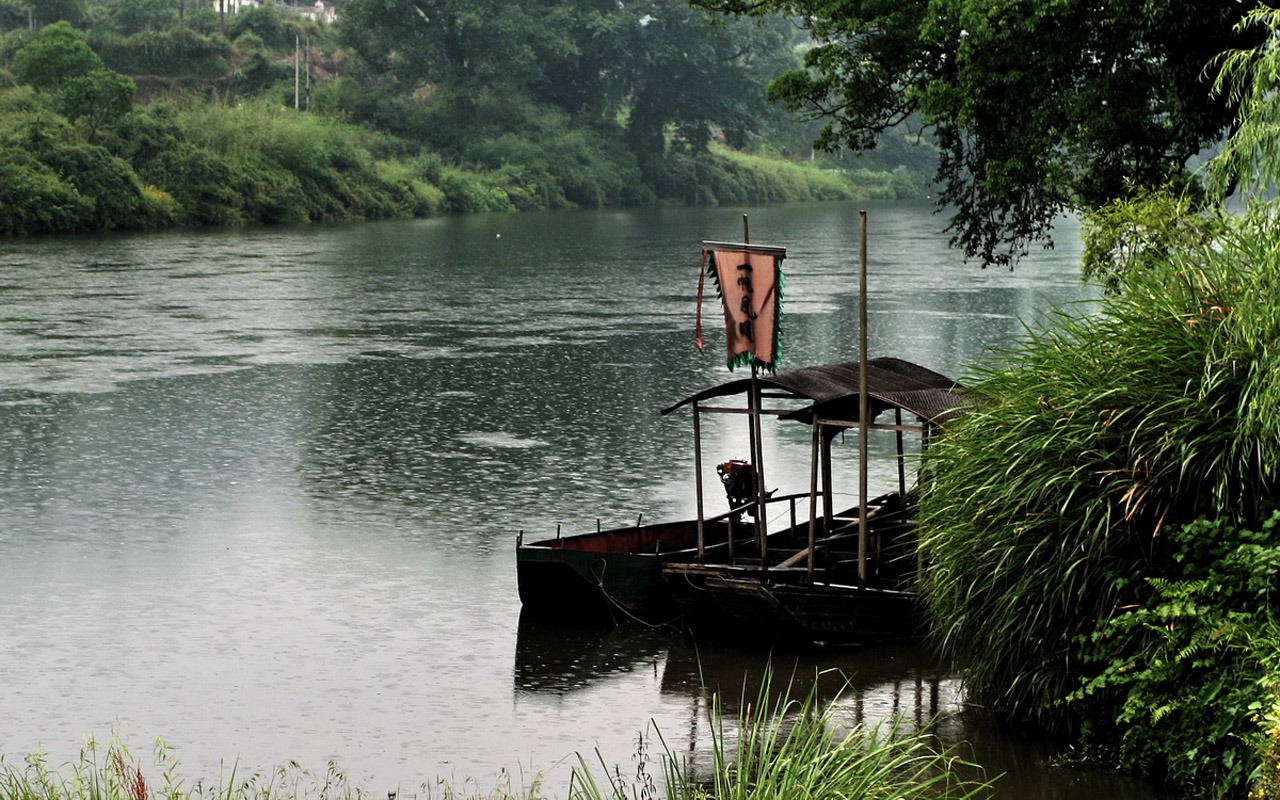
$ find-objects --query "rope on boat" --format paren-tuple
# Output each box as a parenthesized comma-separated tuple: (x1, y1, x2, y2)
(588, 558, 687, 632)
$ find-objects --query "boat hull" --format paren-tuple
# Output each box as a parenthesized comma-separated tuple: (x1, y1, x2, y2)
(666, 564, 920, 647)
(516, 518, 739, 623)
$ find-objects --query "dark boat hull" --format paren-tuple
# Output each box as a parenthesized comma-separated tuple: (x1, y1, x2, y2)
(666, 564, 920, 647)
(517, 493, 918, 645)
(516, 518, 740, 623)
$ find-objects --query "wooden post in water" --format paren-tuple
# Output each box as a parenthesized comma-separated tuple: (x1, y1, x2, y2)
(858, 210, 870, 588)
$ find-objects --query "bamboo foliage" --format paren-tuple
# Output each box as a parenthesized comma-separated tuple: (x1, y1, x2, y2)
(1207, 4, 1280, 204)
(916, 220, 1280, 729)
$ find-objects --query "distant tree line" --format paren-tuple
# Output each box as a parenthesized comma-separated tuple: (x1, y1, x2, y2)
(0, 0, 933, 236)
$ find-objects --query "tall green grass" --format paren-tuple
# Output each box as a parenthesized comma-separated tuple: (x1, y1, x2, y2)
(0, 676, 987, 800)
(916, 216, 1280, 732)
(570, 671, 989, 800)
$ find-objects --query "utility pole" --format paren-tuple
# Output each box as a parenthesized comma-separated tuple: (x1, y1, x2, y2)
(304, 33, 311, 111)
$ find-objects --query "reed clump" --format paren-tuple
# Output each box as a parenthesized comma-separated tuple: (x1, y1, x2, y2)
(570, 671, 989, 800)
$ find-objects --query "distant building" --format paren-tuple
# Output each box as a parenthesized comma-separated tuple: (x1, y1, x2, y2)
(291, 1, 338, 25)
(210, 0, 338, 24)
(214, 0, 260, 12)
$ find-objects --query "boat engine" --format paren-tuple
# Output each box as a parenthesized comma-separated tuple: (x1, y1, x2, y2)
(717, 459, 757, 517)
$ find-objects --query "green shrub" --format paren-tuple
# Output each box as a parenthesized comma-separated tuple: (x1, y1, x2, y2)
(90, 28, 231, 78)
(372, 159, 445, 217)
(141, 143, 247, 225)
(226, 4, 288, 49)
(0, 99, 160, 233)
(437, 166, 514, 213)
(164, 99, 425, 224)
(649, 147, 862, 206)
(0, 150, 87, 234)
(1081, 186, 1226, 291)
(1067, 514, 1280, 797)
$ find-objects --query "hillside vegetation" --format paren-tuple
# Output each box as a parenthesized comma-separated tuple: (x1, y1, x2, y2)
(0, 0, 935, 236)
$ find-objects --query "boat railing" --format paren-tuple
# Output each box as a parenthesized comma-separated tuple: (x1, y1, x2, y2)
(705, 490, 814, 526)
(702, 490, 827, 563)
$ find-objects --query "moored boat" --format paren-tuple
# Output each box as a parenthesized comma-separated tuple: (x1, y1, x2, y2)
(516, 356, 966, 643)
(515, 221, 969, 647)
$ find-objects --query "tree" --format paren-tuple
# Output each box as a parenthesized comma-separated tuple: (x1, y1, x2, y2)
(338, 0, 560, 95)
(58, 68, 136, 138)
(694, 0, 1265, 266)
(338, 0, 797, 174)
(30, 0, 86, 26)
(226, 3, 287, 48)
(620, 0, 796, 175)
(97, 0, 181, 34)
(12, 19, 103, 88)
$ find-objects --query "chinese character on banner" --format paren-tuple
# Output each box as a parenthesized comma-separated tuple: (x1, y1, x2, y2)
(696, 242, 785, 372)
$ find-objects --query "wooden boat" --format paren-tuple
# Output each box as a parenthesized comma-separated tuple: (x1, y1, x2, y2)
(518, 221, 967, 647)
(516, 491, 824, 624)
(516, 515, 736, 624)
(651, 356, 967, 647)
(516, 357, 967, 643)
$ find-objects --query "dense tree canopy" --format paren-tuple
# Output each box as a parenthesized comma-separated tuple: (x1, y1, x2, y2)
(338, 0, 798, 170)
(695, 0, 1266, 266)
(621, 0, 795, 174)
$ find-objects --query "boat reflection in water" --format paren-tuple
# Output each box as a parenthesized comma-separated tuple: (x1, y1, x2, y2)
(513, 608, 958, 758)
(513, 609, 669, 696)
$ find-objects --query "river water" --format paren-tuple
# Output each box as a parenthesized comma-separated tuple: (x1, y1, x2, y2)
(0, 202, 1163, 798)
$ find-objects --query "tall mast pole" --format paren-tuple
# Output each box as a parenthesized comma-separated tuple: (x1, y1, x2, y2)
(744, 214, 769, 564)
(858, 210, 870, 587)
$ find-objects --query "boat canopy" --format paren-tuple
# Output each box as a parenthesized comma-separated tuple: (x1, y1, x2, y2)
(661, 357, 968, 426)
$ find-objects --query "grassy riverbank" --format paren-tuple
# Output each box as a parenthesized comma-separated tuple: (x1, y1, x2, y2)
(0, 679, 987, 800)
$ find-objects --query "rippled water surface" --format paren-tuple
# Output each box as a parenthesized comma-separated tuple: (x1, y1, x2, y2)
(0, 203, 1162, 798)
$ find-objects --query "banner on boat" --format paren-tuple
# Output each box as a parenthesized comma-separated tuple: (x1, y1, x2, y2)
(697, 241, 785, 372)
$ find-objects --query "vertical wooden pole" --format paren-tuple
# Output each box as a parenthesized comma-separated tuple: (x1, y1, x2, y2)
(693, 400, 705, 561)
(807, 420, 820, 581)
(896, 407, 907, 497)
(858, 210, 870, 587)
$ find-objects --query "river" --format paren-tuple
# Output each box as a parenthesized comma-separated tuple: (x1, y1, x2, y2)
(0, 202, 1163, 798)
